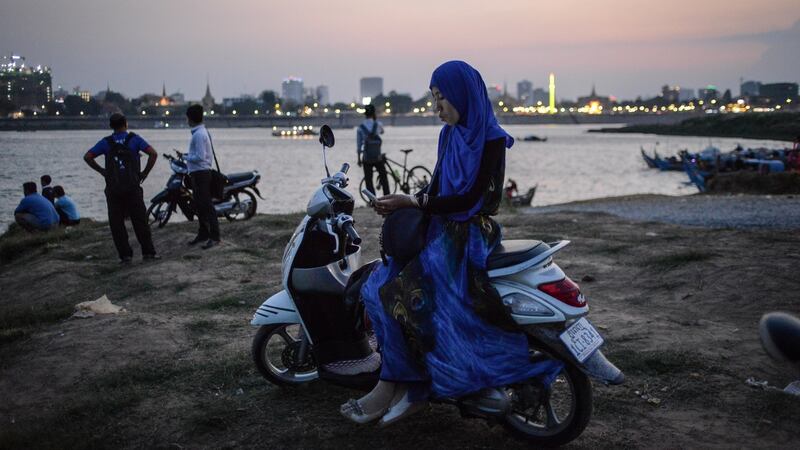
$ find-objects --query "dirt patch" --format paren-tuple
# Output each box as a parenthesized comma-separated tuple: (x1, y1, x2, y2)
(1, 206, 799, 448)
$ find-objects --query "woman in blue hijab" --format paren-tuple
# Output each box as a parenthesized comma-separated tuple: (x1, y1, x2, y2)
(341, 61, 561, 426)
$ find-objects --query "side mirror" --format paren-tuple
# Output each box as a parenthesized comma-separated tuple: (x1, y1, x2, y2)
(319, 125, 335, 148)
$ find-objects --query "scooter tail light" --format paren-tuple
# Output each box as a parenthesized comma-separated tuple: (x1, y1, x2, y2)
(538, 278, 586, 308)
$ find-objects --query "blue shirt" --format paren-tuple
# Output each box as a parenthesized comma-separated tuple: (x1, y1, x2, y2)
(55, 195, 80, 221)
(15, 193, 60, 229)
(89, 131, 151, 157)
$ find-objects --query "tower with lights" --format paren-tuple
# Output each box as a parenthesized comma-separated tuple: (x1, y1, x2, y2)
(549, 73, 556, 114)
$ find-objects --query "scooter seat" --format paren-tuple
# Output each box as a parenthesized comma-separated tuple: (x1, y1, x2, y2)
(226, 172, 256, 184)
(487, 239, 550, 271)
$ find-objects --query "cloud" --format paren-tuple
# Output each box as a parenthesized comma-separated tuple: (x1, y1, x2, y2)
(748, 20, 800, 82)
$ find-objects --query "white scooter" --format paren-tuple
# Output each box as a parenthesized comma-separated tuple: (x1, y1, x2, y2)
(250, 125, 624, 446)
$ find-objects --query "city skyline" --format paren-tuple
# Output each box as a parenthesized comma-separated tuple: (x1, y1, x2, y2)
(1, 0, 798, 102)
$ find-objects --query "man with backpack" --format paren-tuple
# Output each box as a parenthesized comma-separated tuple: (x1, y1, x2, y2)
(357, 104, 390, 196)
(83, 113, 159, 263)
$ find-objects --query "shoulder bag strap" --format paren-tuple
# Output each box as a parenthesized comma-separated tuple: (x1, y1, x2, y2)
(206, 129, 222, 172)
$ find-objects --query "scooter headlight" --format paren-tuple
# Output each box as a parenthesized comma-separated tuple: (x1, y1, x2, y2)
(502, 293, 555, 317)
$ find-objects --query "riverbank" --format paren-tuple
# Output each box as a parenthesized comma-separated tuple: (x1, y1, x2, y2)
(589, 112, 800, 142)
(1, 197, 799, 448)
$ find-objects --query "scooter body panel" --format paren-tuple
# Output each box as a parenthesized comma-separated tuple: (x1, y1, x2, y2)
(251, 289, 301, 326)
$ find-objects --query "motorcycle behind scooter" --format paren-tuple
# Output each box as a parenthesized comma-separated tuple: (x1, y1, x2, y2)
(250, 125, 624, 446)
(146, 150, 262, 227)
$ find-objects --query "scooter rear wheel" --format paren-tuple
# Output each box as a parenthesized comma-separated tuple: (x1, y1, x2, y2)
(224, 190, 258, 222)
(252, 324, 318, 386)
(503, 361, 592, 446)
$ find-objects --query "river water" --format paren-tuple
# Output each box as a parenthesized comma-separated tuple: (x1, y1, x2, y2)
(0, 124, 789, 231)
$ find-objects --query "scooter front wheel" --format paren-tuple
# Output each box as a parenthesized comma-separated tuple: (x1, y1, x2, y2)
(252, 324, 318, 386)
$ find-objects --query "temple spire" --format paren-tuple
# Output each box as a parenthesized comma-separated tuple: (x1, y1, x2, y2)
(162, 82, 167, 98)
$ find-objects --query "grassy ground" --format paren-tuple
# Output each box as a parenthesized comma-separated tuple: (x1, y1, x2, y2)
(1, 206, 799, 449)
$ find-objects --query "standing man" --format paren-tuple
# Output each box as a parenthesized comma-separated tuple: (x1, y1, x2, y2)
(83, 113, 159, 263)
(184, 104, 220, 249)
(40, 175, 55, 203)
(356, 104, 390, 196)
(14, 182, 59, 232)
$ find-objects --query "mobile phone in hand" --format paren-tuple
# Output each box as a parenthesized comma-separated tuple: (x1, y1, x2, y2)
(361, 189, 378, 207)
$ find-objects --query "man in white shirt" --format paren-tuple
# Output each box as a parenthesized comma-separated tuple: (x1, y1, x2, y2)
(185, 104, 220, 249)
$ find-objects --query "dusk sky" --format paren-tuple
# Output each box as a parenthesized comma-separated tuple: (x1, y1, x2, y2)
(2, 0, 798, 102)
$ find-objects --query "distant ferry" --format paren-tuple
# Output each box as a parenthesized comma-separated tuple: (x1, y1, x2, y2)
(272, 125, 318, 137)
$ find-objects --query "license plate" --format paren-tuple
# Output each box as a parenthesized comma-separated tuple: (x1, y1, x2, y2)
(559, 317, 604, 363)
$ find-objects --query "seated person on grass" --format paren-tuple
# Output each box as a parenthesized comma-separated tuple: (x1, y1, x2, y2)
(53, 185, 81, 226)
(14, 182, 60, 232)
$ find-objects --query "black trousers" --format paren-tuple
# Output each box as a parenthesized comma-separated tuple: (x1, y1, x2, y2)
(364, 161, 390, 196)
(105, 187, 156, 259)
(190, 170, 220, 241)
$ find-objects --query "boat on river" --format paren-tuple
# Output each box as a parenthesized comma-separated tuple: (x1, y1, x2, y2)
(272, 125, 318, 137)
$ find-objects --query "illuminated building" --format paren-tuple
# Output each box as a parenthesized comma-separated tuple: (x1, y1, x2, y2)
(53, 85, 69, 103)
(517, 80, 533, 105)
(158, 83, 173, 106)
(0, 54, 52, 110)
(548, 73, 556, 114)
(577, 85, 612, 114)
(759, 83, 798, 103)
(740, 80, 760, 97)
(661, 85, 680, 104)
(360, 77, 383, 100)
(282, 76, 304, 105)
(486, 84, 502, 101)
(678, 88, 695, 102)
(531, 88, 548, 105)
(315, 85, 330, 106)
(202, 80, 215, 110)
(698, 86, 719, 103)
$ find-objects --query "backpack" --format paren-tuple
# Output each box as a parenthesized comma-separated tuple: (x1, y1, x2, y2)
(360, 121, 382, 164)
(104, 133, 141, 195)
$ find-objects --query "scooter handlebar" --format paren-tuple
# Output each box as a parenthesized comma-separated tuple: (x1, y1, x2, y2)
(341, 220, 361, 245)
(340, 163, 350, 174)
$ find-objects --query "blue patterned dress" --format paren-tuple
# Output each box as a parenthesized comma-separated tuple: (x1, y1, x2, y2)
(359, 151, 562, 401)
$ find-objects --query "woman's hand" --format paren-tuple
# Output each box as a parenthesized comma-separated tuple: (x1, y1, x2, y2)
(374, 194, 417, 216)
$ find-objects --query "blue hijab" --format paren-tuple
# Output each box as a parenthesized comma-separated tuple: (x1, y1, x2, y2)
(429, 60, 514, 221)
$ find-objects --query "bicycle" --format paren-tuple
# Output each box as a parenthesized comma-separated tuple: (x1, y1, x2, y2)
(359, 149, 432, 202)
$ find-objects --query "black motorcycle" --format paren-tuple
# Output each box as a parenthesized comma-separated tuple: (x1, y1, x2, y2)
(147, 150, 262, 228)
